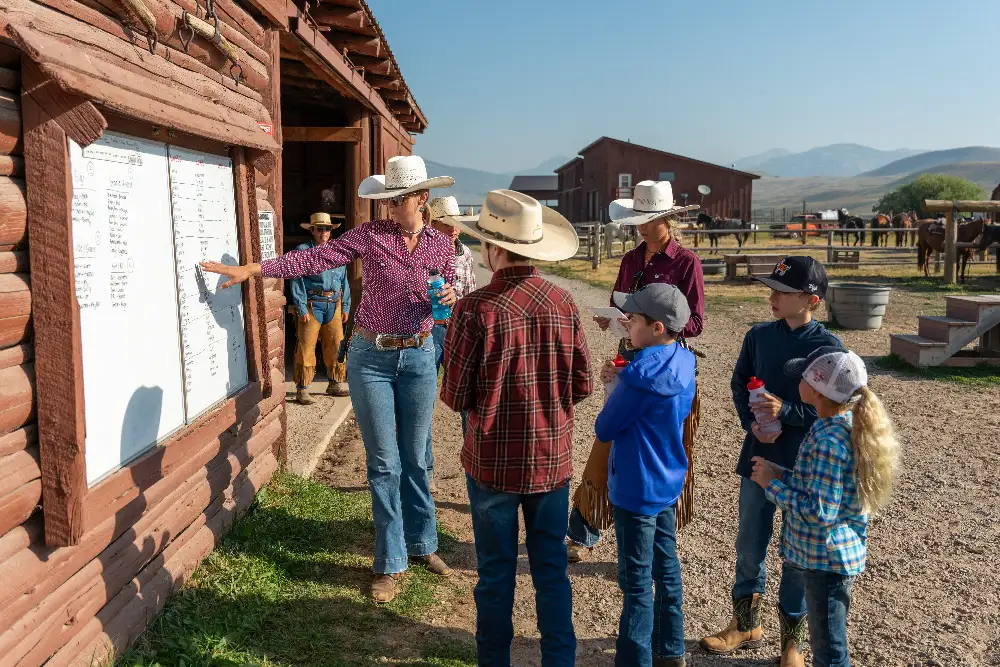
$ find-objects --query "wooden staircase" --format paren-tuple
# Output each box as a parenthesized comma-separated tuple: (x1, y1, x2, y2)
(889, 295, 1000, 367)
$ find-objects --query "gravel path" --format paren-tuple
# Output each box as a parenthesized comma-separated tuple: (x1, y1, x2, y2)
(313, 270, 1000, 666)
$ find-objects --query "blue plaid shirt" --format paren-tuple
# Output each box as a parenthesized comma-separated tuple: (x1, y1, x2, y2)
(765, 413, 868, 576)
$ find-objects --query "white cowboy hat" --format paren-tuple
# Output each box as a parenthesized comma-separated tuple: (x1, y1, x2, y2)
(428, 196, 476, 224)
(357, 155, 455, 199)
(299, 211, 344, 230)
(449, 190, 579, 262)
(609, 180, 699, 226)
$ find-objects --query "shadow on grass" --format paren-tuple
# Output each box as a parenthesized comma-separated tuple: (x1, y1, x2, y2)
(119, 474, 478, 667)
(870, 354, 1000, 388)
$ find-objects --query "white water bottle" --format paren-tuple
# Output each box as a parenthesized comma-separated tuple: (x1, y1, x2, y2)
(747, 377, 782, 436)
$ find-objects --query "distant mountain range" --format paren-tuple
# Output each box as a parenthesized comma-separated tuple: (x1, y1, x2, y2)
(860, 147, 1000, 176)
(735, 143, 925, 178)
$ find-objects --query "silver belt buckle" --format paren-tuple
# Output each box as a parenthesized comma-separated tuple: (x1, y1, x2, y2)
(374, 333, 391, 352)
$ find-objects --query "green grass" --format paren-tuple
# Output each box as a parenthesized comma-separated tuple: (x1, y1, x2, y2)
(873, 354, 1000, 388)
(120, 474, 474, 667)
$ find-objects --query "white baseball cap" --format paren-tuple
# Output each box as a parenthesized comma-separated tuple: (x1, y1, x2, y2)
(784, 346, 868, 404)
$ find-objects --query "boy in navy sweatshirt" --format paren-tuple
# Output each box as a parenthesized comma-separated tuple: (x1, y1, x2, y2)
(700, 256, 843, 667)
(596, 283, 696, 667)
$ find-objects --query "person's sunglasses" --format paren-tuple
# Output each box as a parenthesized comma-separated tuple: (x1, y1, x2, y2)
(630, 269, 645, 293)
(388, 193, 410, 206)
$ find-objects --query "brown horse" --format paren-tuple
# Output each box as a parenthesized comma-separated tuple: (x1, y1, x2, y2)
(870, 213, 891, 247)
(892, 212, 914, 247)
(916, 218, 985, 280)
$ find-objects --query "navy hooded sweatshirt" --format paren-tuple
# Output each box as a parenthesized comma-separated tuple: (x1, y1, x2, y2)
(596, 342, 696, 516)
(732, 319, 843, 477)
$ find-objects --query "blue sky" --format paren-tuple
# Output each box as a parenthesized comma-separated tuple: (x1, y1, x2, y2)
(369, 0, 1000, 173)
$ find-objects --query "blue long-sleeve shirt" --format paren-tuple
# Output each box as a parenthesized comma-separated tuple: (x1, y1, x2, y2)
(732, 319, 843, 477)
(289, 242, 351, 317)
(596, 342, 696, 515)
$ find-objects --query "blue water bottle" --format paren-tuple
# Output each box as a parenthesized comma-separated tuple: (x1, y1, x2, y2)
(427, 269, 451, 320)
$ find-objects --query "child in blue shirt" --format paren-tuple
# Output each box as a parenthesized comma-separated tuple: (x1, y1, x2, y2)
(751, 347, 900, 667)
(596, 283, 696, 667)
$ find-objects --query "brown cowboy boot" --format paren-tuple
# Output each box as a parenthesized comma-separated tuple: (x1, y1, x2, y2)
(778, 608, 807, 667)
(566, 541, 594, 564)
(326, 381, 349, 397)
(699, 594, 764, 654)
(295, 388, 314, 405)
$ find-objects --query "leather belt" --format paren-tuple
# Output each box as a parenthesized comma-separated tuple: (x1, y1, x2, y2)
(354, 327, 429, 351)
(434, 319, 450, 327)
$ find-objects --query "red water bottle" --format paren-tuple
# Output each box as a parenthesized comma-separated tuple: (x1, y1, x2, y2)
(604, 354, 628, 402)
(747, 377, 781, 436)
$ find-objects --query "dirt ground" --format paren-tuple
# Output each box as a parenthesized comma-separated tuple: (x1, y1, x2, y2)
(312, 271, 1000, 667)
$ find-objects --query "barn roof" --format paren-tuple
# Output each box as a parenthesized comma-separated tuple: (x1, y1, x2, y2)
(509, 175, 558, 192)
(574, 136, 761, 180)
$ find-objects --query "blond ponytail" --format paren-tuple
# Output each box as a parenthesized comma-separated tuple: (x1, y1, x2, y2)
(849, 386, 900, 514)
(665, 215, 684, 246)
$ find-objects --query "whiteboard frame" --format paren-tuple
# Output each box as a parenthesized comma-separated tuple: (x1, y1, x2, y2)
(28, 112, 270, 544)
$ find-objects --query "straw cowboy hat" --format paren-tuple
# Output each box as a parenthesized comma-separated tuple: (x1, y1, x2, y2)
(450, 190, 579, 262)
(609, 180, 699, 226)
(357, 155, 455, 199)
(428, 196, 475, 224)
(299, 212, 344, 230)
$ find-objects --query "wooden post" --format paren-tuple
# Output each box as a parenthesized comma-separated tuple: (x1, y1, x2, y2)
(802, 216, 808, 245)
(21, 62, 101, 546)
(943, 205, 957, 284)
(345, 104, 370, 315)
(827, 231, 834, 264)
(591, 225, 599, 270)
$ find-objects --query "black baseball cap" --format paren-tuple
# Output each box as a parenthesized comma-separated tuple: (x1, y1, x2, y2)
(754, 256, 828, 299)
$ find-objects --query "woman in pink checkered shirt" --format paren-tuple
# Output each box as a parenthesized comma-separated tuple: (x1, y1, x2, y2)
(202, 156, 459, 604)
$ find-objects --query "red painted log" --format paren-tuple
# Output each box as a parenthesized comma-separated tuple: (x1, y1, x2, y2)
(0, 91, 20, 156)
(0, 446, 39, 498)
(0, 422, 35, 456)
(0, 513, 41, 563)
(0, 362, 33, 437)
(0, 156, 23, 177)
(0, 479, 40, 538)
(0, 250, 27, 272)
(0, 177, 26, 246)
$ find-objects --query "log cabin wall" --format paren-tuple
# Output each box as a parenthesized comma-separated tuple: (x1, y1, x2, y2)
(0, 0, 285, 660)
(0, 0, 427, 661)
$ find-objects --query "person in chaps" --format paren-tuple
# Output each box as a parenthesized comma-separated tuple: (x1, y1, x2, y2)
(700, 256, 843, 667)
(440, 189, 591, 667)
(290, 212, 351, 404)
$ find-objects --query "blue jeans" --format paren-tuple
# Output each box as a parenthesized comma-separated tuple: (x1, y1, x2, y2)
(346, 336, 438, 574)
(614, 504, 685, 666)
(466, 475, 576, 667)
(799, 567, 854, 667)
(733, 476, 806, 617)
(427, 324, 467, 479)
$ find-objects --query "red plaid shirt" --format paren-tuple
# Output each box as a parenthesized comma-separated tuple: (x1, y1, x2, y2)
(440, 266, 593, 494)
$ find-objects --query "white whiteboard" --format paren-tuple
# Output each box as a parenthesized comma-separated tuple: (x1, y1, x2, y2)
(71, 133, 187, 485)
(70, 133, 250, 486)
(169, 146, 248, 420)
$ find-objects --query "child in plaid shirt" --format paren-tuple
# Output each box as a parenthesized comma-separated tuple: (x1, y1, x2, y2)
(751, 347, 900, 667)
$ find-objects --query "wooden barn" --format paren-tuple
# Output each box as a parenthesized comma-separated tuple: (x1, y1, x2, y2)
(556, 136, 760, 224)
(509, 174, 558, 209)
(0, 0, 424, 663)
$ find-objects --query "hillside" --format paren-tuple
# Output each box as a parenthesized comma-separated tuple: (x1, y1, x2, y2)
(752, 162, 1000, 214)
(424, 160, 510, 206)
(734, 148, 792, 171)
(743, 143, 923, 178)
(862, 147, 1000, 177)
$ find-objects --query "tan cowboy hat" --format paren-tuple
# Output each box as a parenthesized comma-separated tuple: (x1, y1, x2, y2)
(428, 196, 476, 224)
(300, 211, 344, 231)
(357, 155, 455, 199)
(609, 180, 699, 226)
(450, 190, 579, 262)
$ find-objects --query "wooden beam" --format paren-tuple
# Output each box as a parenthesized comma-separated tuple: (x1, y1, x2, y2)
(345, 53, 392, 76)
(233, 148, 270, 396)
(322, 30, 380, 58)
(239, 0, 288, 30)
(283, 126, 362, 142)
(944, 207, 956, 285)
(20, 61, 88, 546)
(380, 87, 409, 102)
(366, 72, 401, 90)
(345, 105, 369, 316)
(923, 199, 1000, 213)
(309, 6, 372, 33)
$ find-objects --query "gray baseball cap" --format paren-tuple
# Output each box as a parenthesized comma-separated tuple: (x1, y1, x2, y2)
(613, 283, 691, 333)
